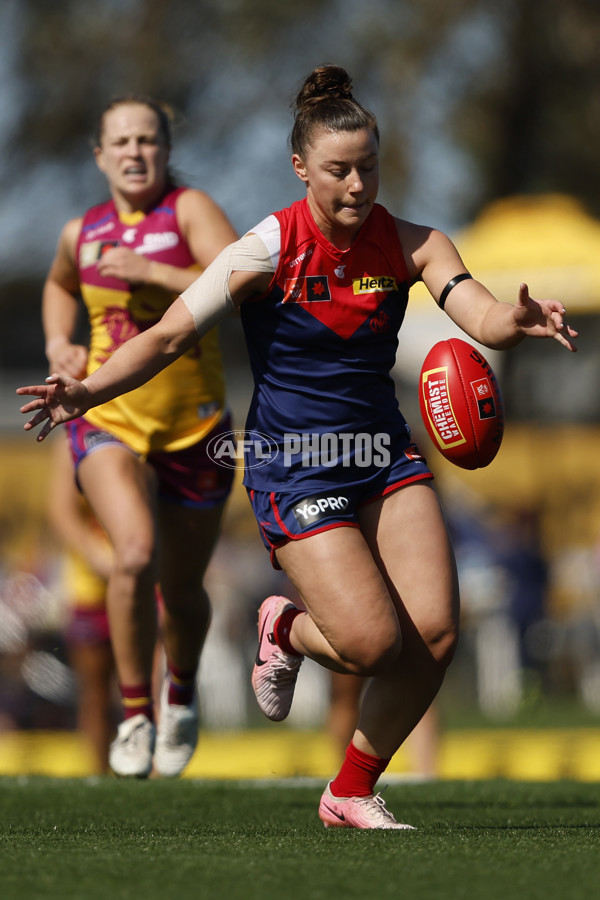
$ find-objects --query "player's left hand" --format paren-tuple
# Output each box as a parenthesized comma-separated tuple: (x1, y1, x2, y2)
(513, 283, 578, 352)
(97, 246, 151, 284)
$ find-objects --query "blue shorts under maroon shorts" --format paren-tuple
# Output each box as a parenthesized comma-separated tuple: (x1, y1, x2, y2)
(65, 414, 235, 509)
(247, 439, 433, 568)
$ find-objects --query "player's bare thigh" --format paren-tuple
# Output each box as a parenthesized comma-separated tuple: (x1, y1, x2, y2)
(275, 525, 402, 671)
(359, 482, 460, 660)
(77, 444, 157, 555)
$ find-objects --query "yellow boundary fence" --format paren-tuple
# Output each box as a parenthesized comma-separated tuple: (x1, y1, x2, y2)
(1, 728, 600, 781)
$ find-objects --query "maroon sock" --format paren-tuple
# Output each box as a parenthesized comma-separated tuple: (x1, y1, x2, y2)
(273, 608, 303, 657)
(167, 662, 196, 706)
(330, 741, 391, 798)
(120, 683, 154, 722)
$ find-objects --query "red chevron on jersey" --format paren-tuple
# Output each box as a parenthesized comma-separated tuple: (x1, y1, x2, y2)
(272, 200, 406, 340)
(240, 199, 412, 492)
(297, 282, 387, 339)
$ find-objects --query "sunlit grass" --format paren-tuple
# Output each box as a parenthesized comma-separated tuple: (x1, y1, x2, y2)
(1, 777, 600, 900)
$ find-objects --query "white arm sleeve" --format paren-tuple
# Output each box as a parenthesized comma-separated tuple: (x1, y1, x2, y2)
(180, 228, 277, 335)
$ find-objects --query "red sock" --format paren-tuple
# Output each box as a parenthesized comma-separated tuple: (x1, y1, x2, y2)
(330, 741, 391, 798)
(167, 662, 196, 706)
(120, 683, 154, 722)
(273, 608, 303, 657)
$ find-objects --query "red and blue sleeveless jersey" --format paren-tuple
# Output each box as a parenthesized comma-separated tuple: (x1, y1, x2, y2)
(240, 198, 412, 490)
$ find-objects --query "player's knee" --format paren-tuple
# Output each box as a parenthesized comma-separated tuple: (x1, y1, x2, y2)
(341, 627, 402, 676)
(113, 538, 155, 580)
(162, 580, 208, 610)
(162, 587, 211, 626)
(426, 621, 459, 670)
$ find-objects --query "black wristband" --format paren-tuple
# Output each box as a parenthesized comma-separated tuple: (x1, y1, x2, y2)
(438, 273, 473, 310)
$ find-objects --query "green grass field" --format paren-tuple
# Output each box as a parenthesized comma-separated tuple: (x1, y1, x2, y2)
(1, 777, 599, 900)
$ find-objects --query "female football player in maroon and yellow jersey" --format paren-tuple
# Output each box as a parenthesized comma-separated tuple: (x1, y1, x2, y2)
(20, 68, 577, 823)
(40, 95, 238, 778)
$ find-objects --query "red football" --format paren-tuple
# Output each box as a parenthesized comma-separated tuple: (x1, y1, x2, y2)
(418, 338, 504, 470)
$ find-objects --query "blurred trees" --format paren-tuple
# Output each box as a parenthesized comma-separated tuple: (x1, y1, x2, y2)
(2, 0, 600, 370)
(457, 0, 600, 218)
(10, 0, 600, 214)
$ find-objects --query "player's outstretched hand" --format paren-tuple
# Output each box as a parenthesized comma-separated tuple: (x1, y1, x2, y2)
(17, 374, 92, 441)
(513, 283, 578, 352)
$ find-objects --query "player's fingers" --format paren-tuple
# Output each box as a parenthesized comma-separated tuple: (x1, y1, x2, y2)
(16, 384, 50, 397)
(19, 398, 49, 414)
(556, 314, 578, 336)
(36, 420, 56, 441)
(24, 417, 55, 441)
(23, 406, 50, 426)
(555, 330, 578, 352)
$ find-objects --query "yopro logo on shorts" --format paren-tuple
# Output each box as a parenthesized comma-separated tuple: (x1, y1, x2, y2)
(292, 494, 350, 527)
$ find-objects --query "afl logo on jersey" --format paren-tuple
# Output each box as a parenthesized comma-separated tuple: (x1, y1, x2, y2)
(283, 276, 331, 303)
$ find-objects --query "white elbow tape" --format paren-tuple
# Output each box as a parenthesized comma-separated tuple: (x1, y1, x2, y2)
(180, 232, 275, 335)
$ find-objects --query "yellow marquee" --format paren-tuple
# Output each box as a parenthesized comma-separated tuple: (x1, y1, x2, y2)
(410, 193, 600, 312)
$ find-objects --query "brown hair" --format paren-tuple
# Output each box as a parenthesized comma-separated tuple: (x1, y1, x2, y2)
(94, 94, 174, 148)
(291, 65, 379, 158)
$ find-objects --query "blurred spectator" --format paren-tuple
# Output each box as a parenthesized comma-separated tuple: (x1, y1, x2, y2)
(494, 505, 549, 673)
(447, 494, 550, 718)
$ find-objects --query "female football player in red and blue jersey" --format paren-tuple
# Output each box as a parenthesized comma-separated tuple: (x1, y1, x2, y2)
(19, 66, 577, 825)
(39, 95, 238, 779)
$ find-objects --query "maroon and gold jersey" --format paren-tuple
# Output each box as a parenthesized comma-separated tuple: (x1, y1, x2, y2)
(76, 186, 225, 455)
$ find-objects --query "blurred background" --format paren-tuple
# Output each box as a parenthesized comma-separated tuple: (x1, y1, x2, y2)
(2, 0, 600, 779)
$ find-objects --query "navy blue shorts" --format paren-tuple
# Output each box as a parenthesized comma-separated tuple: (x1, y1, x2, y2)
(247, 440, 433, 568)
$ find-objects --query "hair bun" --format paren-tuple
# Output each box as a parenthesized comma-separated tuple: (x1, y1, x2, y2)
(290, 64, 378, 158)
(295, 64, 354, 110)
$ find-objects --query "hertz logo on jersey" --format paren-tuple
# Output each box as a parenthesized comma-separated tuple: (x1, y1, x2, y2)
(353, 276, 398, 294)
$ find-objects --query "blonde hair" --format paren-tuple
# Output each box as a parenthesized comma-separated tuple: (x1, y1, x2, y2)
(94, 94, 174, 148)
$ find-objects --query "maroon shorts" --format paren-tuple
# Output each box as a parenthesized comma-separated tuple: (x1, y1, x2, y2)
(64, 606, 111, 646)
(65, 413, 235, 509)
